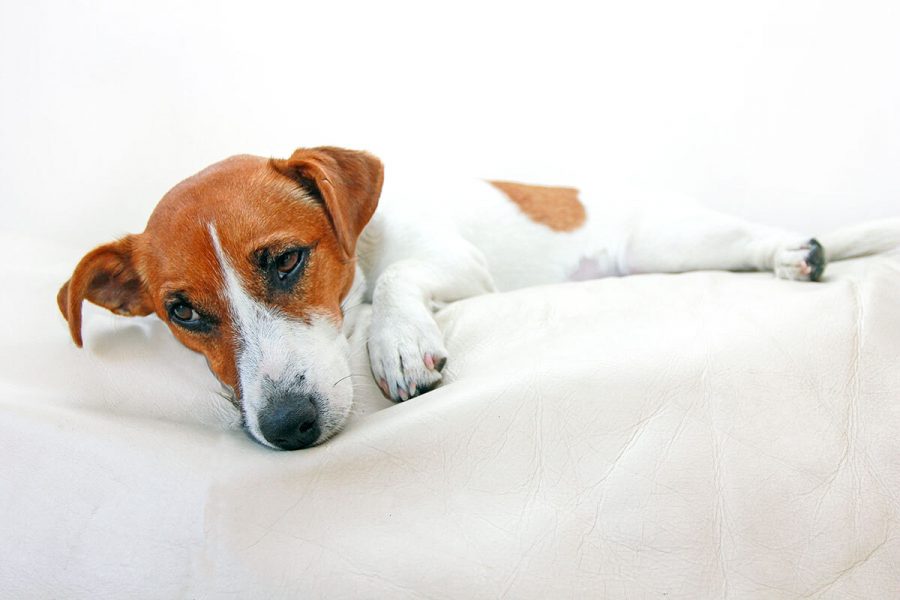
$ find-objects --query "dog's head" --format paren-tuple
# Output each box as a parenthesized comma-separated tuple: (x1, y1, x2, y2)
(57, 147, 383, 449)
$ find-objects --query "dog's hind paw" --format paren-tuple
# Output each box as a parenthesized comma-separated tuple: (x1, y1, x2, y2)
(774, 238, 826, 282)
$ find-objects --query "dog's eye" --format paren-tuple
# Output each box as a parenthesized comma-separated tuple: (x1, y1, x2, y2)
(170, 302, 199, 324)
(256, 246, 310, 293)
(165, 297, 216, 333)
(271, 247, 308, 284)
(275, 249, 301, 277)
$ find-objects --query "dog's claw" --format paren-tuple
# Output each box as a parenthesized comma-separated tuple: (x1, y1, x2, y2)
(423, 352, 447, 372)
(775, 238, 827, 282)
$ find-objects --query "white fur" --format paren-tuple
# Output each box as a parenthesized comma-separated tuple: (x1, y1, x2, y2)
(210, 171, 899, 430)
(357, 175, 898, 401)
(208, 225, 353, 447)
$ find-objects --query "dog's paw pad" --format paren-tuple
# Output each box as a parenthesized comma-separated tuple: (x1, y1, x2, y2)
(775, 238, 826, 282)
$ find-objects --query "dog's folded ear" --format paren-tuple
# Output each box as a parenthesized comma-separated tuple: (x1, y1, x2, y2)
(272, 147, 384, 259)
(57, 235, 153, 347)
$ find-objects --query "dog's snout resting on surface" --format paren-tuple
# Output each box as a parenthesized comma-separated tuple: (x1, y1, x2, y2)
(256, 386, 320, 451)
(57, 146, 899, 450)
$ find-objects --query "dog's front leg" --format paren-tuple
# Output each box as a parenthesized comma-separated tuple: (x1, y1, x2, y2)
(367, 249, 495, 402)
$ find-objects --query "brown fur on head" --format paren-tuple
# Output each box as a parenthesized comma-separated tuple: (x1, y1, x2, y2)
(57, 146, 383, 395)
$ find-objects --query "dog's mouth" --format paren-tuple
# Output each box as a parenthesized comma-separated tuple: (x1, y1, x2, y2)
(206, 357, 239, 407)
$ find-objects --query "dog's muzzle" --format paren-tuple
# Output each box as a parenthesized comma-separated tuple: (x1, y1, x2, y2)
(257, 390, 321, 450)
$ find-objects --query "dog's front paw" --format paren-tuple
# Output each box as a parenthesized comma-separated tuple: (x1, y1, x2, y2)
(367, 312, 448, 402)
(775, 238, 826, 282)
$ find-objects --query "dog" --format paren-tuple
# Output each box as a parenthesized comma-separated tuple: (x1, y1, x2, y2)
(57, 146, 900, 450)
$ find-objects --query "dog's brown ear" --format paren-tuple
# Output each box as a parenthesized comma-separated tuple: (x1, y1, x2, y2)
(57, 235, 153, 347)
(272, 147, 384, 258)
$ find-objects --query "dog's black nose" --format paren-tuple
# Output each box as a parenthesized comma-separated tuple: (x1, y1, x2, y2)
(257, 393, 320, 450)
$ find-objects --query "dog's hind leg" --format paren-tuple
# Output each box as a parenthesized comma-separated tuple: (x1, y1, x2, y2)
(617, 205, 827, 281)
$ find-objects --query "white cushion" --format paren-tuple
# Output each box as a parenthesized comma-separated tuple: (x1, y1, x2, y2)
(2, 231, 900, 597)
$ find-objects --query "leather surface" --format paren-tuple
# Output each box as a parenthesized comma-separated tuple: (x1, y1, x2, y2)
(2, 233, 899, 598)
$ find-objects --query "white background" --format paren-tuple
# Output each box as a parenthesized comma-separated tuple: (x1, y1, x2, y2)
(2, 0, 898, 248)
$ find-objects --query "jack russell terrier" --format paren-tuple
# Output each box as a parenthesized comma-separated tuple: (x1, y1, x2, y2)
(57, 146, 899, 450)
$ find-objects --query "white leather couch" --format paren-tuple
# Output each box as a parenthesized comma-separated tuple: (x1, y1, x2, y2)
(2, 230, 899, 598)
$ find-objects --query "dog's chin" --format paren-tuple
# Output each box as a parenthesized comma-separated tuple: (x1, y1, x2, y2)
(312, 411, 350, 446)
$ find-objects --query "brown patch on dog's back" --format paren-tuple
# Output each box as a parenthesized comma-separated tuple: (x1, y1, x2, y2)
(489, 180, 586, 232)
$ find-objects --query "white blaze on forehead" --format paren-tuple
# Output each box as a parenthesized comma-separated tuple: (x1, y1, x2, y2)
(207, 223, 281, 445)
(206, 224, 354, 448)
(207, 224, 289, 379)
